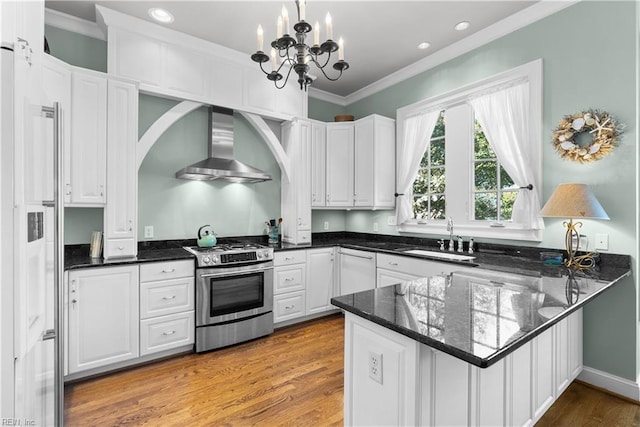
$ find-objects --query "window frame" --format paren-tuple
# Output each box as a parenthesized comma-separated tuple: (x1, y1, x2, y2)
(396, 59, 543, 241)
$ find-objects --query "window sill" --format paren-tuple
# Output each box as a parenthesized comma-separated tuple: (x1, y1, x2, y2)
(397, 222, 543, 242)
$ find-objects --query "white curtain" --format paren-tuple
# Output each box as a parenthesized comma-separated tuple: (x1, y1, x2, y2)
(396, 110, 441, 225)
(470, 83, 543, 229)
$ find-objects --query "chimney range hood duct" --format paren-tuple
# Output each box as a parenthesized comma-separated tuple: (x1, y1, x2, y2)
(175, 106, 272, 183)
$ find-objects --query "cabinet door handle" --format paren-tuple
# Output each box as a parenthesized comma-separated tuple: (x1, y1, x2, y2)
(339, 252, 373, 260)
(162, 269, 175, 273)
(129, 220, 133, 231)
(65, 183, 71, 196)
(162, 330, 176, 336)
(285, 305, 295, 310)
(284, 256, 294, 261)
(388, 262, 399, 266)
(118, 246, 124, 250)
(71, 299, 77, 304)
(162, 295, 176, 300)
(100, 185, 104, 197)
(284, 277, 295, 282)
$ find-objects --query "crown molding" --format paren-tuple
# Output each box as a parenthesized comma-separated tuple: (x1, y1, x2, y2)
(308, 87, 348, 107)
(44, 8, 106, 40)
(310, 0, 580, 106)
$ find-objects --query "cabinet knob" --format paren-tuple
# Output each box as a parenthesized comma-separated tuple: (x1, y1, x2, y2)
(71, 299, 77, 304)
(118, 246, 124, 250)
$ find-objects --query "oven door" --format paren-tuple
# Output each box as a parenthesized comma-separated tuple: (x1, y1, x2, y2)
(196, 262, 273, 327)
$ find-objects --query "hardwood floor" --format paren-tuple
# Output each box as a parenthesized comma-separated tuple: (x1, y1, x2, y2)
(65, 313, 640, 426)
(64, 314, 345, 426)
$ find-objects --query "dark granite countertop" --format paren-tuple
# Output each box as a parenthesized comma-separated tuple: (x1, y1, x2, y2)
(331, 265, 630, 368)
(64, 246, 195, 270)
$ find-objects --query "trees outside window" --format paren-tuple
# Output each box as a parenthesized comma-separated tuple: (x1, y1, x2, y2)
(412, 111, 446, 220)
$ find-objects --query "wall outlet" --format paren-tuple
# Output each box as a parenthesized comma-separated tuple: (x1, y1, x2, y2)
(373, 222, 379, 232)
(595, 233, 609, 251)
(368, 351, 383, 384)
(323, 221, 329, 230)
(144, 225, 154, 239)
(387, 216, 397, 226)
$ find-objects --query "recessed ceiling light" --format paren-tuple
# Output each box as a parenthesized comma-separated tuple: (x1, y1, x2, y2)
(454, 21, 470, 31)
(148, 7, 174, 24)
(418, 42, 431, 50)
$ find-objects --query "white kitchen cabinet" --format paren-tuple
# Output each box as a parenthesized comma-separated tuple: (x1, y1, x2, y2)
(281, 119, 311, 244)
(273, 250, 307, 323)
(376, 268, 420, 288)
(67, 265, 139, 374)
(306, 248, 335, 315)
(104, 78, 138, 259)
(101, 9, 305, 119)
(353, 115, 396, 208)
(139, 260, 195, 356)
(376, 253, 472, 289)
(326, 123, 355, 207)
(339, 248, 376, 296)
(41, 54, 71, 203)
(354, 119, 375, 207)
(311, 121, 327, 207)
(319, 115, 396, 209)
(69, 68, 107, 205)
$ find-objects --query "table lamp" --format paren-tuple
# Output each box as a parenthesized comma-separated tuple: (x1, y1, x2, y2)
(539, 183, 609, 269)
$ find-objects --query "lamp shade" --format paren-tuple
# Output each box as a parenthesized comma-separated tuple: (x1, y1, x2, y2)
(540, 183, 609, 220)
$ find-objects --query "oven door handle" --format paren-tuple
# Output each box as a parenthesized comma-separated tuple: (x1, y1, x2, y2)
(199, 266, 273, 278)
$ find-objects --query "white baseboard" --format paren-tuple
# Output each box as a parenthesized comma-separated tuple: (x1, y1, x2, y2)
(578, 366, 640, 401)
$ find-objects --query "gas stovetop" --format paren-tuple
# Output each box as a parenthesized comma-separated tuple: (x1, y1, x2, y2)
(184, 243, 274, 267)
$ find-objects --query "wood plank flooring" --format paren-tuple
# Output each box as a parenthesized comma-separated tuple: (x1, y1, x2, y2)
(65, 313, 640, 426)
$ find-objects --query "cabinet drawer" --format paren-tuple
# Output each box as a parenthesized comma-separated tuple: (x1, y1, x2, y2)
(274, 265, 305, 294)
(274, 250, 306, 266)
(140, 311, 194, 356)
(140, 260, 194, 282)
(376, 253, 472, 277)
(274, 291, 305, 323)
(104, 238, 136, 258)
(140, 277, 194, 319)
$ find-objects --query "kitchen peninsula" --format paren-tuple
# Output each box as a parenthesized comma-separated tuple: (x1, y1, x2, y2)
(332, 262, 630, 426)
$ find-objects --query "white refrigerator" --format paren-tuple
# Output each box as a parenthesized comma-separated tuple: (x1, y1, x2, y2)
(1, 5, 64, 425)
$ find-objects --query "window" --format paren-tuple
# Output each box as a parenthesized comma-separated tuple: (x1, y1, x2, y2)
(473, 119, 518, 221)
(413, 111, 446, 220)
(397, 60, 542, 241)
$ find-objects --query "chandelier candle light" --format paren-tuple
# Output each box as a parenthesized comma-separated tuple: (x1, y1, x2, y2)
(251, 0, 349, 90)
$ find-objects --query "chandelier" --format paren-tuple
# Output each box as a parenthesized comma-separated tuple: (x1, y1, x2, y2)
(250, 0, 349, 91)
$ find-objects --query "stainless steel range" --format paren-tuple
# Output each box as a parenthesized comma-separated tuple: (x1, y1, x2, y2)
(184, 242, 274, 353)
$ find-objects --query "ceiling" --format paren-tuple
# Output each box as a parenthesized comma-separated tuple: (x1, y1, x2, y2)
(44, 1, 537, 97)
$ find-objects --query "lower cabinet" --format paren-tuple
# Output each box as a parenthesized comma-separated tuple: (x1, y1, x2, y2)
(306, 248, 335, 314)
(273, 248, 337, 324)
(273, 250, 307, 323)
(338, 248, 376, 296)
(139, 260, 195, 356)
(65, 260, 195, 378)
(67, 265, 139, 374)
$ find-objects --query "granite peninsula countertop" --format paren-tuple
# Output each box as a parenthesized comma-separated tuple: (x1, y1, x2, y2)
(331, 264, 631, 368)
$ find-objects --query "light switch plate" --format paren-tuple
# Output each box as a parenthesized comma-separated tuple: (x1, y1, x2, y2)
(144, 225, 154, 239)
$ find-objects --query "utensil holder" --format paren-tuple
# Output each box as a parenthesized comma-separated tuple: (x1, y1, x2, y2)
(268, 225, 279, 244)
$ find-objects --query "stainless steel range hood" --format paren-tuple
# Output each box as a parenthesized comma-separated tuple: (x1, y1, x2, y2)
(175, 106, 272, 183)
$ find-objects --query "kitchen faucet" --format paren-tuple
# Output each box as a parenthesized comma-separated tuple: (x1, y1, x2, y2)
(447, 217, 454, 251)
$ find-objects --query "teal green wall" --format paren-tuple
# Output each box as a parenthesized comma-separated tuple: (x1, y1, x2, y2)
(137, 95, 281, 240)
(307, 97, 347, 122)
(45, 25, 107, 72)
(310, 1, 638, 380)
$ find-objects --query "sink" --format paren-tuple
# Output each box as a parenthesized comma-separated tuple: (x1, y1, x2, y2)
(402, 249, 476, 262)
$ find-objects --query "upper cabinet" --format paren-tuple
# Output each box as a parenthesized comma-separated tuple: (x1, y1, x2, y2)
(104, 78, 139, 259)
(70, 68, 107, 206)
(281, 119, 312, 245)
(313, 115, 396, 210)
(99, 6, 306, 120)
